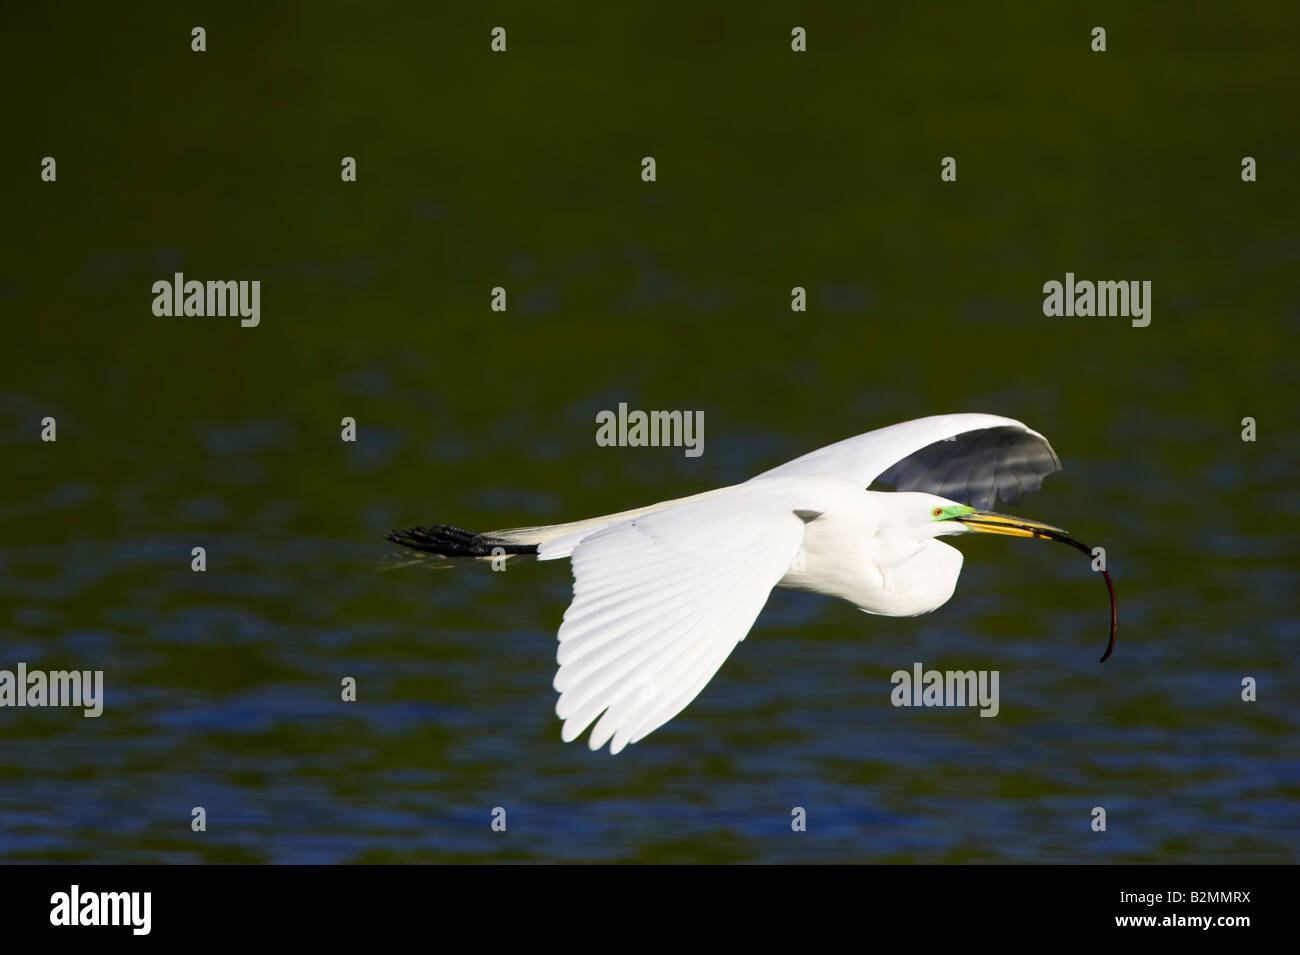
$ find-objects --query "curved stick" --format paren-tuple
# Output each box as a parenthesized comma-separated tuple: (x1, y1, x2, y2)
(960, 520, 1117, 663)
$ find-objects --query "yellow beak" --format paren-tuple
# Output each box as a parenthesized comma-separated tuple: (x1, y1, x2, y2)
(955, 510, 1068, 539)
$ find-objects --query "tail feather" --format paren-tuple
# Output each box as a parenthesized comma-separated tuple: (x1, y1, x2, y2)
(384, 524, 538, 558)
(386, 486, 736, 562)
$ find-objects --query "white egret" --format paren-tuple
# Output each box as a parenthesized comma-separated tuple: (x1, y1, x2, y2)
(388, 413, 1115, 754)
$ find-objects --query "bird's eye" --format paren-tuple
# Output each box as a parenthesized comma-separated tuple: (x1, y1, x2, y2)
(932, 507, 944, 517)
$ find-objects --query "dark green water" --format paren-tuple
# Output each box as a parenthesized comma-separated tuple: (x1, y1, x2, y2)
(1, 2, 1297, 862)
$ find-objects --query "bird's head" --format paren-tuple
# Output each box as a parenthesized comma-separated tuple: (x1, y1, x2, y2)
(906, 492, 1117, 663)
(906, 493, 1068, 540)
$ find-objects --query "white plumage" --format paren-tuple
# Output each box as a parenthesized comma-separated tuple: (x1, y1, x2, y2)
(400, 414, 1066, 753)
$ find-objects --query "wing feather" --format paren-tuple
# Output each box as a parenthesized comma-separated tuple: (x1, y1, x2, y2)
(553, 490, 810, 753)
(753, 413, 1060, 509)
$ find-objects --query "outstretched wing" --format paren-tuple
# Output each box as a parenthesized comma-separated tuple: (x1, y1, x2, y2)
(750, 413, 1061, 509)
(554, 490, 815, 754)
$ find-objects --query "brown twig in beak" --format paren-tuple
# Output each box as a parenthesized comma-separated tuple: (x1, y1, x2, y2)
(959, 519, 1117, 663)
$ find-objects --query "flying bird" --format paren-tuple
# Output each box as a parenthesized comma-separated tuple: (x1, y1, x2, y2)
(387, 413, 1114, 754)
